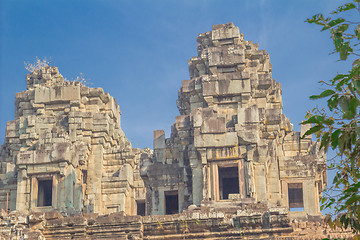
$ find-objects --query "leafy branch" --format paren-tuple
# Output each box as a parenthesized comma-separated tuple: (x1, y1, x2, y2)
(303, 0, 360, 236)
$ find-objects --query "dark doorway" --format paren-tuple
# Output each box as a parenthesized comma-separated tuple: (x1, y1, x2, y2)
(288, 183, 304, 211)
(38, 179, 52, 206)
(218, 166, 239, 200)
(165, 191, 178, 214)
(137, 200, 145, 216)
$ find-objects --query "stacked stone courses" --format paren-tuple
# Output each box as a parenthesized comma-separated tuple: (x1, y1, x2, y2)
(0, 22, 344, 239)
(142, 22, 326, 218)
(0, 66, 149, 215)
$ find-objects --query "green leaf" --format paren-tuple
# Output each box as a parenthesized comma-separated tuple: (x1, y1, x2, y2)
(349, 96, 358, 114)
(356, 127, 360, 137)
(340, 42, 353, 60)
(339, 96, 350, 111)
(332, 73, 347, 82)
(331, 129, 341, 149)
(320, 132, 330, 150)
(323, 117, 335, 125)
(327, 94, 339, 111)
(339, 133, 346, 153)
(331, 3, 356, 14)
(303, 125, 324, 136)
(345, 194, 360, 205)
(302, 115, 324, 124)
(333, 172, 340, 184)
(343, 216, 350, 229)
(306, 14, 324, 24)
(335, 77, 349, 91)
(329, 18, 345, 27)
(337, 23, 349, 33)
(352, 79, 360, 96)
(344, 182, 360, 193)
(331, 28, 344, 52)
(344, 111, 355, 119)
(322, 18, 346, 31)
(356, 24, 360, 39)
(343, 97, 357, 119)
(353, 59, 360, 67)
(310, 89, 335, 100)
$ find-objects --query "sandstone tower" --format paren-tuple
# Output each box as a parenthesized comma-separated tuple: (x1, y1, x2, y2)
(142, 23, 327, 218)
(0, 23, 326, 219)
(0, 67, 150, 215)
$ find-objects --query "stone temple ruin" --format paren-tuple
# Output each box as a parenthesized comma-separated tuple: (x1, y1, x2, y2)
(0, 65, 150, 216)
(142, 23, 326, 218)
(0, 23, 341, 239)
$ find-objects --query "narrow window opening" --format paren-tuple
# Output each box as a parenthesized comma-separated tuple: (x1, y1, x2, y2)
(82, 170, 87, 184)
(288, 183, 304, 211)
(136, 200, 146, 216)
(165, 191, 178, 215)
(218, 166, 239, 200)
(37, 179, 52, 207)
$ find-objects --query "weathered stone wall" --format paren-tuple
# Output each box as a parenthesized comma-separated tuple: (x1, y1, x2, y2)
(0, 67, 150, 215)
(0, 22, 337, 239)
(142, 22, 326, 217)
(0, 208, 352, 240)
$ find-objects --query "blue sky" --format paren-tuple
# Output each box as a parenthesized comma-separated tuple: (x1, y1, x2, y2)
(0, 0, 350, 150)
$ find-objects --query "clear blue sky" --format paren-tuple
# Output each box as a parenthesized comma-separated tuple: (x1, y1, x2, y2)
(0, 0, 350, 150)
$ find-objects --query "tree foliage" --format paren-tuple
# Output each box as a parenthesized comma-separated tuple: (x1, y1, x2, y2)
(303, 1, 360, 237)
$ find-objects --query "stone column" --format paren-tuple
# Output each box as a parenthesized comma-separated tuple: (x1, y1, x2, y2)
(152, 189, 164, 215)
(57, 162, 68, 211)
(154, 130, 165, 163)
(64, 166, 76, 210)
(244, 160, 255, 198)
(16, 167, 28, 211)
(254, 164, 267, 201)
(191, 165, 203, 206)
(303, 179, 318, 215)
(86, 144, 104, 213)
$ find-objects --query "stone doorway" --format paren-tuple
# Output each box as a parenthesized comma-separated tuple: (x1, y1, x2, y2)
(37, 179, 52, 207)
(218, 166, 239, 200)
(165, 191, 178, 214)
(288, 183, 304, 211)
(136, 200, 145, 216)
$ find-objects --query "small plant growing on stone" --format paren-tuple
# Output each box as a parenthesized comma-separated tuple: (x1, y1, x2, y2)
(181, 219, 193, 240)
(157, 221, 162, 228)
(238, 226, 245, 237)
(64, 73, 92, 87)
(24, 57, 50, 72)
(182, 219, 190, 234)
(73, 72, 92, 86)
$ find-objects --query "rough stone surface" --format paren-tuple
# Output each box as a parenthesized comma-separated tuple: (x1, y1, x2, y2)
(0, 66, 150, 215)
(0, 22, 346, 239)
(142, 22, 326, 218)
(0, 208, 353, 239)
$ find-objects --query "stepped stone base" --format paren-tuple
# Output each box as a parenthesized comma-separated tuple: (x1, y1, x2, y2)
(0, 206, 352, 240)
